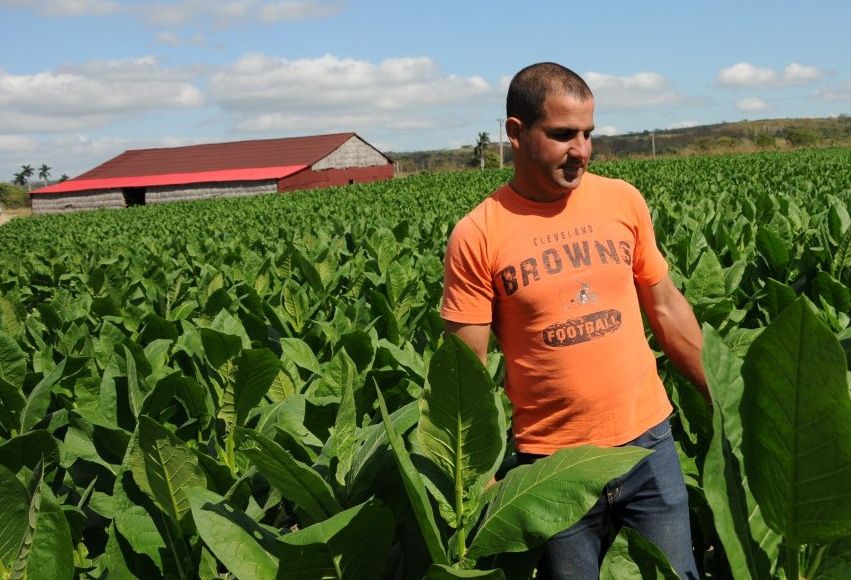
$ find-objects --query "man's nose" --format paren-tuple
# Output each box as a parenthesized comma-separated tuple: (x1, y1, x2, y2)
(569, 135, 591, 158)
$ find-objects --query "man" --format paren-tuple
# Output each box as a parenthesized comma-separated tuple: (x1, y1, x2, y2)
(441, 62, 707, 579)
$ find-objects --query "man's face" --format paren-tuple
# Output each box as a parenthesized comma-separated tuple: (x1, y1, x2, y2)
(508, 93, 595, 202)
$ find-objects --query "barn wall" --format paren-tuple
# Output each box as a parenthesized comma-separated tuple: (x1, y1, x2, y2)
(312, 136, 389, 170)
(278, 165, 394, 192)
(31, 190, 124, 214)
(147, 180, 277, 204)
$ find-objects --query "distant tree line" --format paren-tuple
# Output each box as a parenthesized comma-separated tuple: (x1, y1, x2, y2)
(12, 163, 68, 192)
(389, 115, 851, 173)
(3, 163, 68, 209)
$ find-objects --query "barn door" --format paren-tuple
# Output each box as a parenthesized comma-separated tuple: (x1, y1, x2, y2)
(122, 187, 146, 207)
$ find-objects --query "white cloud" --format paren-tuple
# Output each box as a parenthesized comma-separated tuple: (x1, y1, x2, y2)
(258, 0, 345, 22)
(0, 134, 37, 152)
(717, 62, 826, 88)
(736, 97, 768, 112)
(133, 0, 344, 26)
(665, 121, 700, 130)
(0, 58, 204, 133)
(0, 0, 120, 16)
(594, 125, 619, 136)
(584, 71, 684, 109)
(783, 63, 823, 83)
(818, 79, 851, 101)
(155, 30, 206, 47)
(1, 0, 344, 25)
(210, 54, 494, 133)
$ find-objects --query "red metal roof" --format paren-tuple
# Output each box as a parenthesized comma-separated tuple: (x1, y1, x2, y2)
(33, 132, 364, 195)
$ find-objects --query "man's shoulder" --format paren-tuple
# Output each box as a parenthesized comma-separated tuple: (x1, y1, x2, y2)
(584, 171, 638, 192)
(582, 171, 645, 204)
(447, 185, 513, 253)
(456, 184, 511, 224)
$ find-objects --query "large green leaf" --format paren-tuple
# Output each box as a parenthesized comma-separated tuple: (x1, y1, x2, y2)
(9, 463, 73, 580)
(279, 337, 321, 375)
(0, 298, 22, 338)
(19, 359, 66, 433)
(685, 249, 726, 301)
(599, 527, 679, 580)
(234, 348, 281, 426)
(418, 334, 503, 493)
(103, 521, 162, 579)
(0, 464, 28, 565)
(755, 226, 790, 278)
(236, 427, 341, 523)
(337, 330, 376, 373)
(123, 345, 146, 421)
(702, 327, 778, 580)
(282, 280, 310, 333)
(761, 278, 797, 321)
(0, 430, 58, 475)
(741, 297, 851, 544)
(312, 347, 358, 399)
(112, 470, 166, 573)
(467, 446, 649, 558)
(333, 362, 357, 487)
(112, 429, 166, 572)
(198, 327, 242, 370)
(346, 400, 418, 502)
(0, 376, 25, 435)
(138, 415, 207, 528)
(0, 332, 26, 389)
(187, 486, 277, 580)
(376, 386, 449, 565)
(276, 498, 394, 580)
(209, 309, 252, 350)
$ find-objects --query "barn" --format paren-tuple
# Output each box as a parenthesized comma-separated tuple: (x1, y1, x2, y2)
(30, 132, 394, 214)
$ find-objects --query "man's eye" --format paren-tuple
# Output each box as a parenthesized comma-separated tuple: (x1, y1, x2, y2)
(553, 131, 577, 140)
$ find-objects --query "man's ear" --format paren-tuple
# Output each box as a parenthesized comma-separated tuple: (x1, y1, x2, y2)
(505, 117, 523, 148)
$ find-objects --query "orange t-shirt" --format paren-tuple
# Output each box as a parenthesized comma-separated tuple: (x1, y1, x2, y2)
(441, 173, 672, 453)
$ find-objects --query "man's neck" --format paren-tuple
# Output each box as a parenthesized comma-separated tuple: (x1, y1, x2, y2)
(508, 176, 570, 203)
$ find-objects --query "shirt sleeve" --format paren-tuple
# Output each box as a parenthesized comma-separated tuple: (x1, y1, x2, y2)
(441, 215, 495, 324)
(629, 186, 669, 286)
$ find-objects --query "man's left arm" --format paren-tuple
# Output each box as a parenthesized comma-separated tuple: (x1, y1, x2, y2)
(636, 274, 710, 404)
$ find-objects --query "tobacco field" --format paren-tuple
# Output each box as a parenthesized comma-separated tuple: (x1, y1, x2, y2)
(1, 148, 851, 579)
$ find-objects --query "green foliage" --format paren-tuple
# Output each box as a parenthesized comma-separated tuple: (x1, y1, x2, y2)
(754, 133, 777, 148)
(0, 148, 849, 577)
(741, 298, 851, 544)
(784, 127, 820, 147)
(0, 183, 28, 209)
(599, 527, 680, 579)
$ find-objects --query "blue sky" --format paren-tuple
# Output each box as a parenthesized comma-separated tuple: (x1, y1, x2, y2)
(1, 0, 850, 181)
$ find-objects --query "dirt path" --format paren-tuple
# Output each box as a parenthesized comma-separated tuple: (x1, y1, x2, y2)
(0, 207, 32, 226)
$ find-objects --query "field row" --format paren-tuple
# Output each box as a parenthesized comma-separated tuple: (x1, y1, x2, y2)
(1, 148, 850, 578)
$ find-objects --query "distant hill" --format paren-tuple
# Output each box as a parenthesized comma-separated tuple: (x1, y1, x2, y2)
(388, 115, 851, 174)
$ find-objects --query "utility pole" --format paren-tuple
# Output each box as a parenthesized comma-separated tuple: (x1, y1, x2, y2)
(651, 132, 656, 158)
(498, 118, 504, 168)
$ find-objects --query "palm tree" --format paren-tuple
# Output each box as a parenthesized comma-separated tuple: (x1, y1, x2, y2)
(38, 163, 51, 186)
(20, 164, 34, 192)
(473, 132, 491, 170)
(12, 171, 27, 187)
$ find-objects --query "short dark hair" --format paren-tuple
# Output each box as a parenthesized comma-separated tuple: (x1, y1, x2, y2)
(506, 62, 593, 126)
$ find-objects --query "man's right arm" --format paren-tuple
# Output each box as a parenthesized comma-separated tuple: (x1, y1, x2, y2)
(444, 321, 491, 365)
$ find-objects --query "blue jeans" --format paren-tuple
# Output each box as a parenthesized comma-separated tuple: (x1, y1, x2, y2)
(517, 418, 699, 579)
